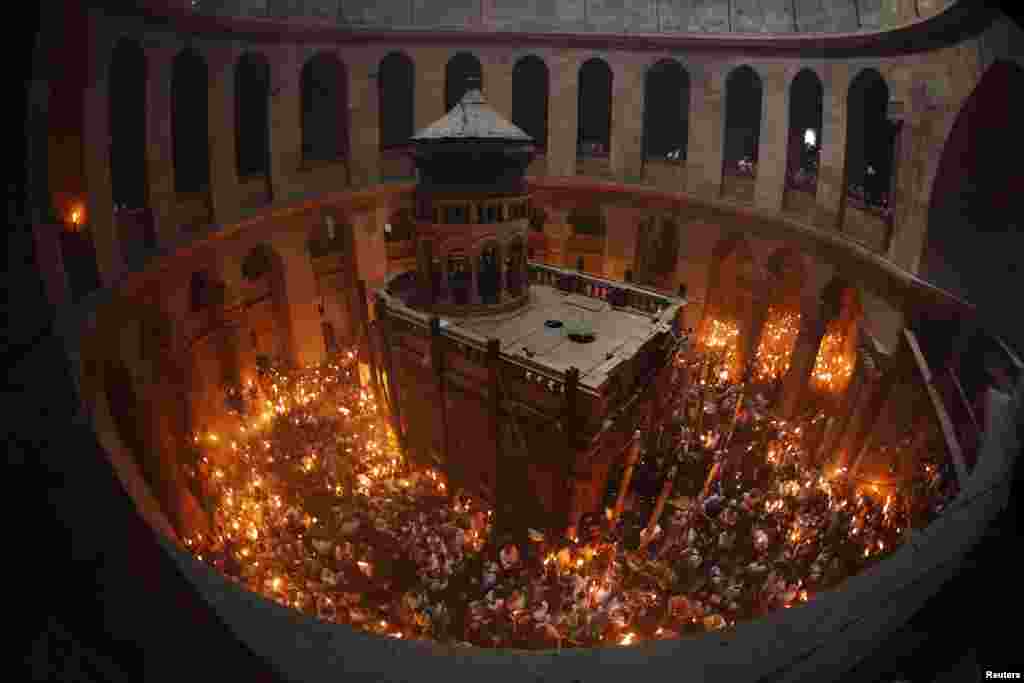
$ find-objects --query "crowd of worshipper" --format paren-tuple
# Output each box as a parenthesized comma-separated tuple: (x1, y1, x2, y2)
(183, 345, 958, 649)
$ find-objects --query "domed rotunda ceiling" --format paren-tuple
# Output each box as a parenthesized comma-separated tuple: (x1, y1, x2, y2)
(192, 0, 955, 35)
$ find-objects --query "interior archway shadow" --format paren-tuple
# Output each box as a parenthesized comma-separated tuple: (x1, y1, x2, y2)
(924, 60, 1024, 357)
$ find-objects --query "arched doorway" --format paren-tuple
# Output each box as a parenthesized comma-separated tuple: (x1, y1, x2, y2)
(512, 56, 549, 151)
(235, 52, 272, 207)
(722, 65, 763, 202)
(445, 52, 483, 111)
(172, 50, 210, 195)
(109, 38, 154, 269)
(643, 59, 689, 164)
(843, 69, 896, 250)
(379, 52, 415, 179)
(783, 69, 823, 216)
(577, 59, 613, 163)
(301, 53, 348, 165)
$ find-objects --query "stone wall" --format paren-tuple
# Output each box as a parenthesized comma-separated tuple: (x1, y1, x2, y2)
(78, 11, 992, 295)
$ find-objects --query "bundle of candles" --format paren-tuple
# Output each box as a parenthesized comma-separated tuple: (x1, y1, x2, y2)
(183, 346, 956, 649)
(753, 308, 801, 384)
(700, 318, 742, 383)
(811, 324, 855, 394)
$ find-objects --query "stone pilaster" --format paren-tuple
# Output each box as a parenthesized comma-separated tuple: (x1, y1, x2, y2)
(779, 296, 827, 419)
(347, 53, 380, 188)
(754, 64, 789, 213)
(546, 54, 578, 178)
(277, 232, 326, 369)
(414, 48, 447, 132)
(207, 47, 241, 227)
(815, 63, 849, 232)
(268, 45, 301, 203)
(84, 11, 120, 285)
(145, 46, 177, 248)
(542, 207, 572, 267)
(482, 54, 513, 124)
(611, 61, 644, 183)
(350, 207, 390, 305)
(686, 65, 725, 201)
(602, 205, 643, 281)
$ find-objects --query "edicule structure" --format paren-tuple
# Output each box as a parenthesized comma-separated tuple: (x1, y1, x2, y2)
(374, 88, 686, 540)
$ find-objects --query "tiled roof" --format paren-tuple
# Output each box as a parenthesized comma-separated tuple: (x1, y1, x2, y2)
(411, 89, 533, 143)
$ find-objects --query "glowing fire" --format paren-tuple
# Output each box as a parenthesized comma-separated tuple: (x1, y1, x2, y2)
(753, 308, 801, 383)
(811, 325, 854, 394)
(66, 203, 85, 231)
(701, 318, 741, 381)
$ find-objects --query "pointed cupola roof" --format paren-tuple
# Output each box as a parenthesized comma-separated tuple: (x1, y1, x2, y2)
(411, 89, 533, 143)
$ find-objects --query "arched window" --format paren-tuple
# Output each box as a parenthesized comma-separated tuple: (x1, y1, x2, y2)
(172, 50, 210, 193)
(722, 65, 763, 180)
(643, 59, 689, 162)
(512, 56, 549, 149)
(301, 53, 348, 163)
(445, 52, 483, 112)
(845, 69, 895, 211)
(235, 53, 271, 177)
(109, 38, 147, 210)
(378, 52, 415, 149)
(577, 59, 613, 158)
(785, 69, 823, 198)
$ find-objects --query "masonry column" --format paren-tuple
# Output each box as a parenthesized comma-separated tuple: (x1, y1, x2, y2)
(268, 44, 301, 204)
(546, 53, 578, 178)
(207, 46, 241, 227)
(84, 10, 120, 284)
(602, 205, 643, 281)
(347, 50, 380, 189)
(611, 60, 644, 183)
(414, 48, 447, 132)
(276, 231, 326, 369)
(686, 64, 725, 201)
(482, 54, 513, 123)
(350, 206, 390, 310)
(145, 46, 177, 247)
(778, 295, 828, 419)
(815, 63, 848, 231)
(754, 64, 789, 213)
(887, 109, 937, 274)
(543, 207, 573, 267)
